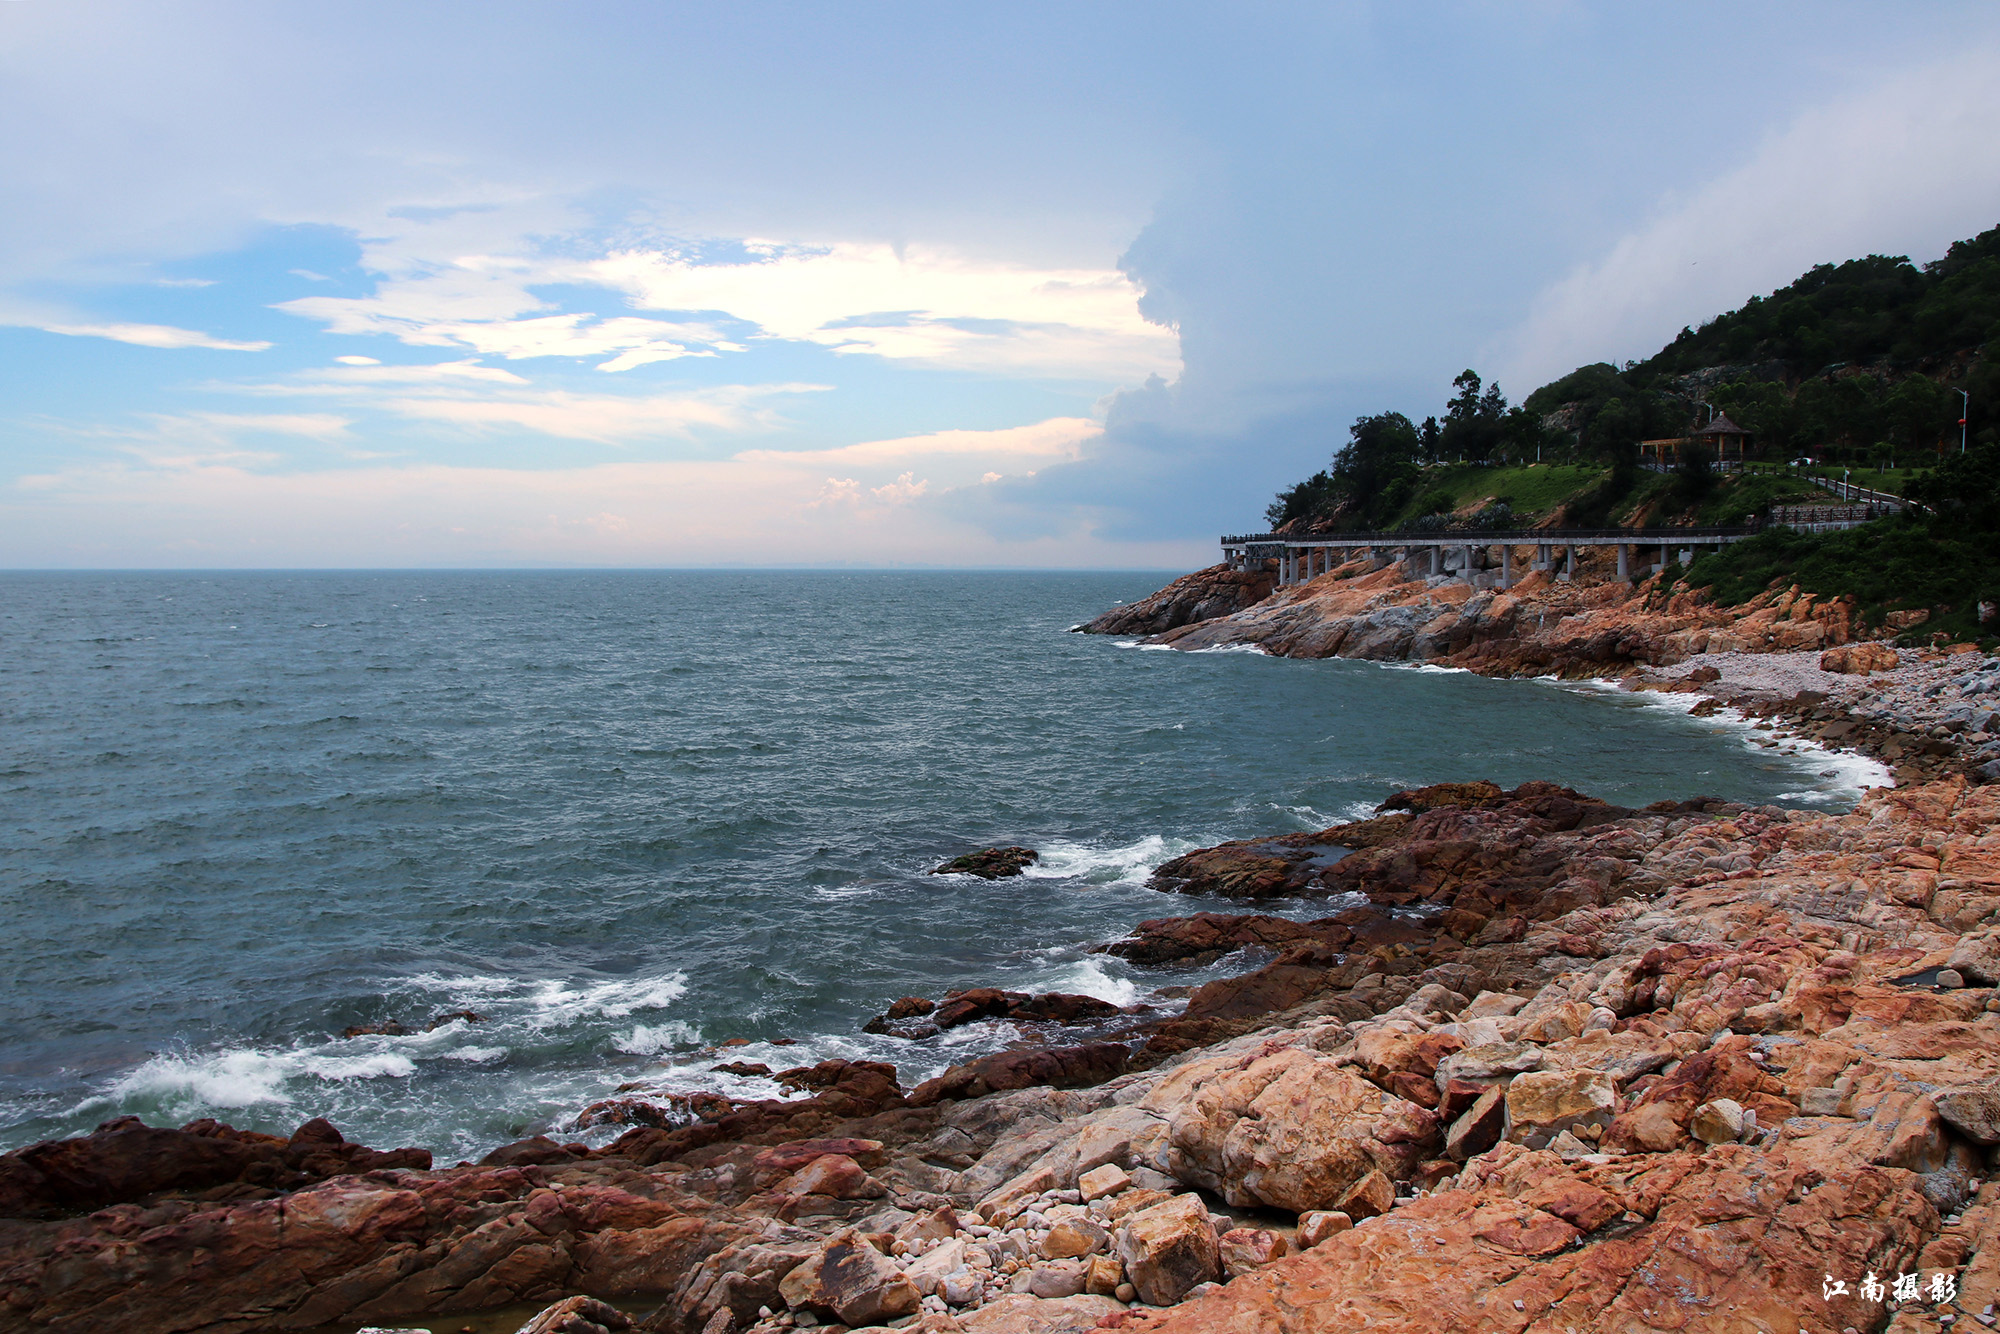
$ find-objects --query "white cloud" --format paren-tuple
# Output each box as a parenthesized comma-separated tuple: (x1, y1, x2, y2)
(38, 321, 272, 352)
(374, 382, 829, 445)
(1490, 47, 2000, 389)
(738, 415, 1098, 469)
(334, 355, 380, 365)
(274, 233, 1177, 383)
(592, 242, 1179, 381)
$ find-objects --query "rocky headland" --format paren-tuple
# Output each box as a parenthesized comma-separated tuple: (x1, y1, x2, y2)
(8, 776, 2000, 1334)
(1084, 557, 2000, 786)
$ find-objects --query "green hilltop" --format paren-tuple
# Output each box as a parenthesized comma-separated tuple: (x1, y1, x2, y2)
(1261, 223, 2000, 641)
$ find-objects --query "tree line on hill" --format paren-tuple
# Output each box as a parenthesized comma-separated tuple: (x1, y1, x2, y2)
(1266, 223, 2000, 534)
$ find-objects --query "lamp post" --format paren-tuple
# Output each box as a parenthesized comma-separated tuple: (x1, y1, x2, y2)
(1960, 388, 1971, 454)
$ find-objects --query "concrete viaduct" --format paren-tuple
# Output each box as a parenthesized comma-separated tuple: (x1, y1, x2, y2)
(1219, 526, 1759, 590)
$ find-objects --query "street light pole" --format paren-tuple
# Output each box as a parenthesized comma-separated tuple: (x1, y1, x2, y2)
(1960, 388, 1971, 454)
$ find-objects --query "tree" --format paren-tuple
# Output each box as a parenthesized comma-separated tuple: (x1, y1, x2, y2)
(1331, 412, 1422, 526)
(1441, 370, 1506, 463)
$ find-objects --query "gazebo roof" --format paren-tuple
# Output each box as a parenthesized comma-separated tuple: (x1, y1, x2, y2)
(1696, 411, 1749, 436)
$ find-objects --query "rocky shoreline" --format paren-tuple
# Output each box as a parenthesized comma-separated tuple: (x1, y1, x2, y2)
(1083, 558, 2000, 787)
(8, 774, 2000, 1334)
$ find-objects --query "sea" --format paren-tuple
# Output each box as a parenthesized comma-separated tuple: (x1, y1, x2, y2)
(0, 570, 1888, 1163)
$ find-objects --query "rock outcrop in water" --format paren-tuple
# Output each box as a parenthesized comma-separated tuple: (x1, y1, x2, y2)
(1079, 563, 1276, 638)
(9, 777, 2000, 1333)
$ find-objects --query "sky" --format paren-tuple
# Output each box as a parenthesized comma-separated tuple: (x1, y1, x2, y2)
(3, 2, 1999, 569)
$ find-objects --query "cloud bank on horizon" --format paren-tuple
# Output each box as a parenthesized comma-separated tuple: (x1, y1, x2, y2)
(2, 2, 1998, 568)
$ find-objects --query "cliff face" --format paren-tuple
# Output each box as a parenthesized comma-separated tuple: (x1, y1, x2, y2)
(1080, 563, 1276, 638)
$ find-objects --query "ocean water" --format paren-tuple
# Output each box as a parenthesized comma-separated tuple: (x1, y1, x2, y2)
(0, 571, 1883, 1162)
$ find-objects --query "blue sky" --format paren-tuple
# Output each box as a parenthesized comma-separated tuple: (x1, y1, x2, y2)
(4, 2, 1999, 568)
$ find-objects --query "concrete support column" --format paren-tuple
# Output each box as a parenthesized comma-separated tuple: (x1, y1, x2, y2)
(1429, 546, 1441, 577)
(1499, 545, 1512, 590)
(1617, 543, 1629, 581)
(1562, 545, 1576, 581)
(1462, 545, 1476, 585)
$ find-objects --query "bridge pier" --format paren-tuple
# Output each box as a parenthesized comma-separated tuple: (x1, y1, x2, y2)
(1616, 543, 1629, 581)
(1499, 544, 1512, 590)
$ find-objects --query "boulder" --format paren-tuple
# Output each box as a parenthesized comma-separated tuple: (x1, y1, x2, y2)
(1688, 1099, 1746, 1146)
(910, 1045, 1130, 1106)
(1948, 930, 2000, 986)
(1935, 1085, 2000, 1146)
(1217, 1227, 1288, 1277)
(776, 1153, 886, 1200)
(896, 1205, 962, 1246)
(1819, 643, 1899, 674)
(1433, 1041, 1544, 1090)
(1148, 1046, 1437, 1211)
(979, 1168, 1061, 1226)
(1027, 1259, 1090, 1298)
(1085, 1254, 1124, 1296)
(904, 1238, 970, 1297)
(1041, 1217, 1110, 1259)
(1295, 1210, 1352, 1248)
(1332, 1168, 1395, 1222)
(1114, 1194, 1222, 1306)
(933, 847, 1040, 879)
(1077, 1163, 1131, 1201)
(954, 1294, 1125, 1334)
(514, 1296, 635, 1333)
(777, 1229, 921, 1326)
(1444, 1086, 1505, 1161)
(1502, 1070, 1617, 1149)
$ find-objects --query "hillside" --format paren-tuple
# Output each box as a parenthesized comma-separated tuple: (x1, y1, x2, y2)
(1257, 223, 2000, 640)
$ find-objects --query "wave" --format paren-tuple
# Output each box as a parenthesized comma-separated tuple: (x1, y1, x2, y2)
(1022, 834, 1196, 887)
(1561, 678, 1893, 799)
(96, 1046, 418, 1116)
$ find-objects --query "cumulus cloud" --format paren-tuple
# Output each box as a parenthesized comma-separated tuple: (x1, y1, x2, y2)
(275, 233, 1177, 383)
(1489, 47, 2000, 389)
(592, 242, 1178, 381)
(38, 321, 272, 352)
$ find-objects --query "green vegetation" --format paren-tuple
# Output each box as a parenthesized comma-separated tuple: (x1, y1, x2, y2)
(1686, 444, 2000, 639)
(1266, 222, 1998, 537)
(1259, 221, 2000, 630)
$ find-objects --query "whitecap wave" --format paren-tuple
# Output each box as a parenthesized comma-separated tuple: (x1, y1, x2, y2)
(99, 1045, 417, 1115)
(1027, 957, 1142, 1005)
(613, 1021, 704, 1055)
(524, 972, 690, 1024)
(1024, 834, 1195, 886)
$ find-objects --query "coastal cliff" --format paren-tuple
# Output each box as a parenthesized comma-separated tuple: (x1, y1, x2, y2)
(7, 777, 2000, 1333)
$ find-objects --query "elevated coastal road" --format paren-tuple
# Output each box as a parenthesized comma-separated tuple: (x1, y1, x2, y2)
(1219, 526, 1760, 589)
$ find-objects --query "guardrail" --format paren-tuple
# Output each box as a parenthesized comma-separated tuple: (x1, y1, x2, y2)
(1219, 525, 1760, 544)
